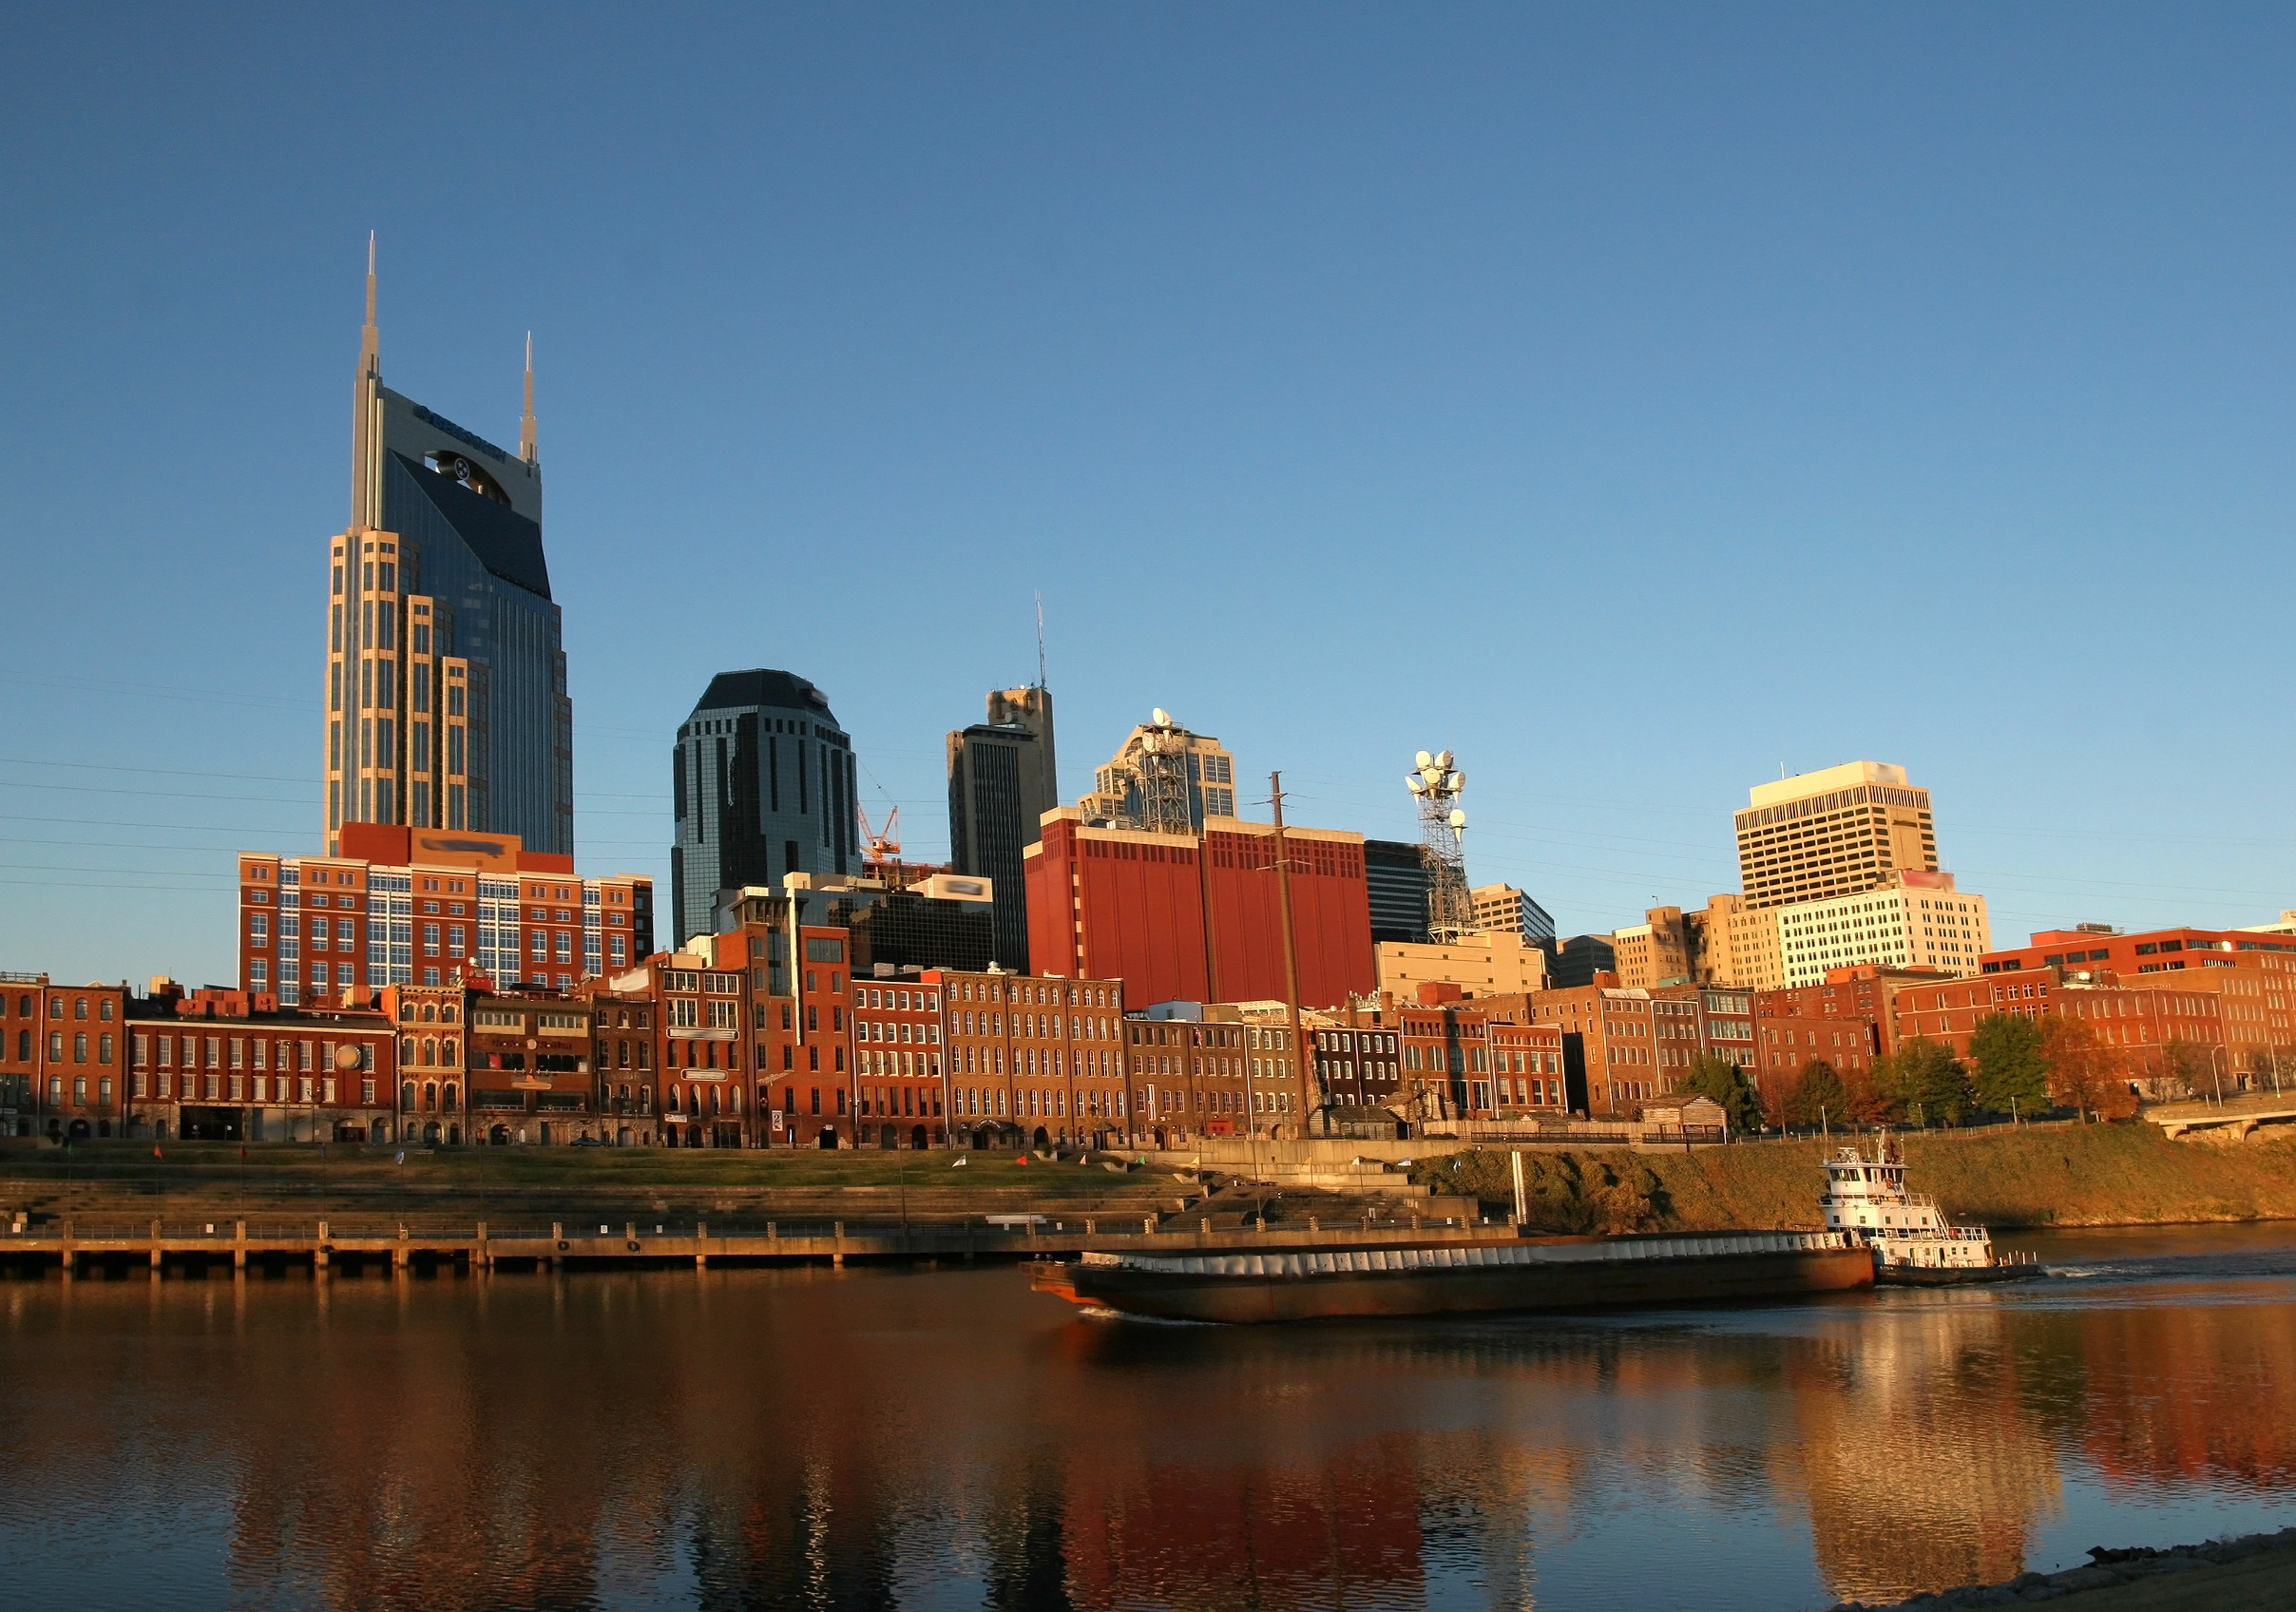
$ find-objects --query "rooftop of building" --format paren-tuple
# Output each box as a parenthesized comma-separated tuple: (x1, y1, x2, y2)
(689, 668, 836, 720)
(1748, 758, 1910, 810)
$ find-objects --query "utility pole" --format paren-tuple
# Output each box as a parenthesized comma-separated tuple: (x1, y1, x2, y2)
(1269, 773, 1311, 1139)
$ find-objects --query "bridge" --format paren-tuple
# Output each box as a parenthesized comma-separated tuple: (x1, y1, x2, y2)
(2146, 1092, 2296, 1141)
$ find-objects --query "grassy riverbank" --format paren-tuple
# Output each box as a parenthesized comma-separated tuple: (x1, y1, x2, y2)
(1411, 1122, 2296, 1234)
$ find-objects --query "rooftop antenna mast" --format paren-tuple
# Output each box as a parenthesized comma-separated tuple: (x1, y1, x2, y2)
(1035, 592, 1047, 690)
(1406, 748, 1475, 942)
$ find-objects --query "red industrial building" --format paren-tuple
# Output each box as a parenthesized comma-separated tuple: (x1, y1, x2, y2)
(1024, 808, 1375, 1008)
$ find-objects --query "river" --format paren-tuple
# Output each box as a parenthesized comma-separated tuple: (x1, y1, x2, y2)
(3, 1224, 2293, 1610)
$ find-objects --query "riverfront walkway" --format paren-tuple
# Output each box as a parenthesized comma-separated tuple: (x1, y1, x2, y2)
(4, 1210, 1512, 1275)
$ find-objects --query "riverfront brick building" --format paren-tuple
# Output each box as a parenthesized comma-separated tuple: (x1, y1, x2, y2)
(939, 969, 1129, 1150)
(239, 823, 651, 1006)
(1024, 806, 1374, 1008)
(125, 985, 398, 1142)
(0, 974, 128, 1140)
(1888, 967, 2225, 1093)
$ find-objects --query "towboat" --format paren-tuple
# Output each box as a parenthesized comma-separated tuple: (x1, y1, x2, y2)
(1025, 1228, 1874, 1325)
(1820, 1138, 2043, 1285)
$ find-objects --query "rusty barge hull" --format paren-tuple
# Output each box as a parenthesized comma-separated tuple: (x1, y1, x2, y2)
(1028, 1233, 1874, 1325)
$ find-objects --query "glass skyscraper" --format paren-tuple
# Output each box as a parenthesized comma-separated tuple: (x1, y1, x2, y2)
(323, 240, 572, 858)
(671, 669, 860, 948)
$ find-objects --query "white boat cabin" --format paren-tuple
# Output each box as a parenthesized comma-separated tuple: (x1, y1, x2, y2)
(1818, 1142, 1994, 1269)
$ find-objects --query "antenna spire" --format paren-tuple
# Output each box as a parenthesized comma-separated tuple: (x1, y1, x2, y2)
(519, 331, 538, 465)
(1035, 592, 1046, 690)
(352, 233, 383, 528)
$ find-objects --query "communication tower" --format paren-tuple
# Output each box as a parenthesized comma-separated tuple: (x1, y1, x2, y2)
(1134, 708, 1196, 835)
(1406, 748, 1474, 942)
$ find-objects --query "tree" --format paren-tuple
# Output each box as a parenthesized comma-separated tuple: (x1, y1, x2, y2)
(1967, 1013, 2050, 1116)
(1875, 1038, 1973, 1125)
(2041, 1014, 2136, 1120)
(2160, 1039, 2211, 1101)
(1785, 1059, 1849, 1129)
(1679, 1052, 1763, 1135)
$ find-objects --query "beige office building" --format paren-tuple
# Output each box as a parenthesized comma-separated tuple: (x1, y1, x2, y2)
(1776, 871, 1990, 988)
(1377, 931, 1550, 1000)
(1735, 760, 1937, 912)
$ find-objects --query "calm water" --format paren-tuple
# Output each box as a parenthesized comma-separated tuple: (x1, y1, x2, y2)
(4, 1226, 2295, 1611)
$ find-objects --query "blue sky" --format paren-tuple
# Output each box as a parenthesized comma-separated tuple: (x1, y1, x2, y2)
(6, 4, 2295, 986)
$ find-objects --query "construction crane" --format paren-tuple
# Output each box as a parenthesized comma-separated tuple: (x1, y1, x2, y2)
(857, 802, 902, 864)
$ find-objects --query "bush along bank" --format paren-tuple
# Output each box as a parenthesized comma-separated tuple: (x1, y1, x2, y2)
(1409, 1122, 2296, 1233)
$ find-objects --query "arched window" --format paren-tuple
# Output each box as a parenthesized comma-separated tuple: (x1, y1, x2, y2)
(421, 1004, 436, 1023)
(400, 1037, 416, 1063)
(400, 1081, 416, 1112)
(709, 1084, 722, 1115)
(442, 1083, 459, 1112)
(423, 1082, 437, 1111)
(668, 1086, 682, 1113)
(441, 1037, 457, 1064)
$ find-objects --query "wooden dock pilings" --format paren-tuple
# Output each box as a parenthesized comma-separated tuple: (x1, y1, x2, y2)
(0, 1215, 1499, 1276)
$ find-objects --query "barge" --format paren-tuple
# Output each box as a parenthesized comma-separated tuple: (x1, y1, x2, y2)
(1026, 1228, 1873, 1324)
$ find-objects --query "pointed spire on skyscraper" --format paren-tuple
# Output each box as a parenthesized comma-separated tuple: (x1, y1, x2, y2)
(520, 331, 538, 465)
(351, 233, 383, 528)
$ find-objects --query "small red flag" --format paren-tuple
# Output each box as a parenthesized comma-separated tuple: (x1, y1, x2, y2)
(153, 1145, 163, 1160)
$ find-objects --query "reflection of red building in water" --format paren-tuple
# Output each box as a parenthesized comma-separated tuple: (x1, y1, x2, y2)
(1025, 808, 1374, 1008)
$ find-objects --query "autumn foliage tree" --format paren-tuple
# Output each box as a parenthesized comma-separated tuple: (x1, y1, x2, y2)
(2040, 1014, 2138, 1120)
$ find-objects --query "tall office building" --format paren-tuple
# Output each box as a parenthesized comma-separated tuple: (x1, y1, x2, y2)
(946, 685, 1058, 971)
(1471, 883, 1556, 947)
(1364, 838, 1432, 944)
(670, 669, 858, 947)
(1733, 760, 1937, 912)
(324, 241, 572, 859)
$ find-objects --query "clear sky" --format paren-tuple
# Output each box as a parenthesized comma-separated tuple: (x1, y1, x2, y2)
(6, 4, 2295, 988)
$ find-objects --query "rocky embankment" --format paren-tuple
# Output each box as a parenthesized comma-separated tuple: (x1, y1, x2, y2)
(1828, 1528, 2296, 1610)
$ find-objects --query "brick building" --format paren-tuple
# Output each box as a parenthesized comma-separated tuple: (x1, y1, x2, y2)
(1980, 924, 2296, 980)
(1119, 1005, 1255, 1144)
(126, 986, 397, 1142)
(851, 971, 947, 1150)
(1309, 1024, 1406, 1109)
(1, 974, 129, 1140)
(1528, 982, 1663, 1116)
(940, 969, 1129, 1149)
(1484, 1019, 1574, 1116)
(239, 823, 651, 1005)
(466, 985, 599, 1145)
(1024, 807, 1374, 1008)
(1889, 967, 2226, 1087)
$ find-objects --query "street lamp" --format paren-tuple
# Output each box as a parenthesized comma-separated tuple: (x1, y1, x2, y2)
(2208, 1045, 2228, 1106)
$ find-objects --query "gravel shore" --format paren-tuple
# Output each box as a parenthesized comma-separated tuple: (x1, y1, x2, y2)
(1828, 1527, 2296, 1611)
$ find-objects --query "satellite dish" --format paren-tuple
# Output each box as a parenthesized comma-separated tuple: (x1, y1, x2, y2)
(1435, 750, 1453, 772)
(1414, 751, 1433, 770)
(1449, 771, 1465, 791)
(1421, 766, 1442, 786)
(1152, 708, 1171, 727)
(1449, 808, 1467, 829)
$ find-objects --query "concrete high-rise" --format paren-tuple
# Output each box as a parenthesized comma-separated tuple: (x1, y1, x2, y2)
(1734, 761, 1937, 912)
(325, 240, 572, 859)
(670, 670, 859, 947)
(946, 685, 1058, 971)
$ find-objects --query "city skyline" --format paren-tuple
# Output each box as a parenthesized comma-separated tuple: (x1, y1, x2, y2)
(11, 8, 2296, 986)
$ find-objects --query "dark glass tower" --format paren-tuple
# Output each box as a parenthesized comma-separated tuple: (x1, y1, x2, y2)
(945, 685, 1057, 971)
(325, 240, 572, 857)
(672, 669, 858, 947)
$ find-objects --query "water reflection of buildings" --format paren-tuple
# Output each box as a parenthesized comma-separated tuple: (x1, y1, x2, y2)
(1785, 1295, 2061, 1603)
(6, 1267, 2296, 1610)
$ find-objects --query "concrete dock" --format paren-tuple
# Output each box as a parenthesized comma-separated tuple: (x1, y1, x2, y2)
(0, 1212, 1507, 1275)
